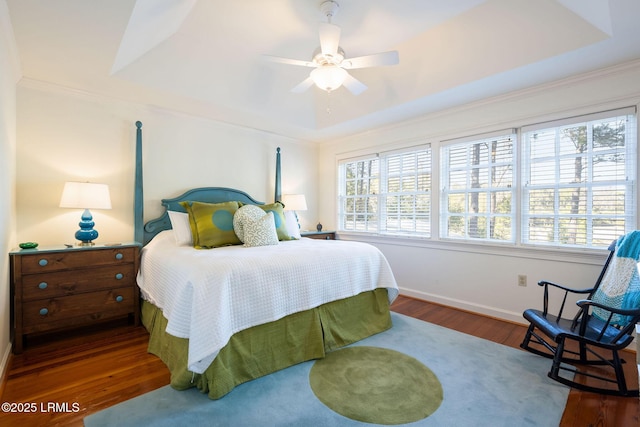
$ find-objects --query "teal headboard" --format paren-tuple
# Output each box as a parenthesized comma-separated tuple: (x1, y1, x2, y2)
(141, 187, 263, 245)
(133, 121, 279, 245)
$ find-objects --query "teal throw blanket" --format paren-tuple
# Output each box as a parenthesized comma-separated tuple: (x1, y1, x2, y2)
(592, 231, 640, 326)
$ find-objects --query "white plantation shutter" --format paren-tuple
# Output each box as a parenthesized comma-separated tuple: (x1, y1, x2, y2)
(441, 131, 516, 242)
(339, 156, 380, 232)
(382, 149, 432, 236)
(336, 108, 636, 250)
(522, 107, 636, 248)
(338, 146, 432, 236)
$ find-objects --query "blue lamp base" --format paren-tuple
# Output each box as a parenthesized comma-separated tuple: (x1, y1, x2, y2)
(75, 208, 99, 246)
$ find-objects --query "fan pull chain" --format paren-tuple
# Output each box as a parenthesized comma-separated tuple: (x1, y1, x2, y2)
(326, 90, 332, 114)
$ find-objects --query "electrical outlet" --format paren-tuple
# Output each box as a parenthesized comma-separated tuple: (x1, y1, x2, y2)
(518, 274, 527, 287)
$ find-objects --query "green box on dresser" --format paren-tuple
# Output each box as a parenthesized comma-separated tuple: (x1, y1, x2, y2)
(9, 243, 140, 353)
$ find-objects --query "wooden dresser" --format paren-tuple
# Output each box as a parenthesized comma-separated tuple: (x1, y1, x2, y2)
(9, 243, 140, 353)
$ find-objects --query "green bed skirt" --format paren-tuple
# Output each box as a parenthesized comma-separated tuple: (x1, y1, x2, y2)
(141, 288, 392, 399)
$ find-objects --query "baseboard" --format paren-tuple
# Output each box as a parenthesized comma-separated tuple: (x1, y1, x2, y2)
(398, 287, 530, 326)
(0, 341, 12, 398)
(397, 288, 637, 356)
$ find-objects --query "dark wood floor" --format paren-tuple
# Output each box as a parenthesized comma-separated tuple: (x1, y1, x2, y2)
(1, 296, 638, 426)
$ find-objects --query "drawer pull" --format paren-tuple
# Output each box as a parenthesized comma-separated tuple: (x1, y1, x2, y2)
(115, 253, 124, 260)
(38, 259, 48, 266)
(115, 273, 124, 280)
(38, 282, 48, 290)
(39, 308, 48, 316)
(115, 295, 124, 303)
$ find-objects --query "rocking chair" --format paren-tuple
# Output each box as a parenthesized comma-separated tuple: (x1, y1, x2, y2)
(520, 233, 640, 397)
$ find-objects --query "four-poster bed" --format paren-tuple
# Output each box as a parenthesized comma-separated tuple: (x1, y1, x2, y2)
(133, 121, 399, 399)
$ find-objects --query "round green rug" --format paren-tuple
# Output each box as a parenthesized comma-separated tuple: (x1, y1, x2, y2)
(309, 346, 443, 425)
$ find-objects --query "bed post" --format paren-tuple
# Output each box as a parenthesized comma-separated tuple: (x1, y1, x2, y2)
(274, 147, 281, 203)
(134, 121, 143, 244)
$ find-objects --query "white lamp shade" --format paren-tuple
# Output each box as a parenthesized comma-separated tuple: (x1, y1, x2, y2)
(281, 194, 307, 211)
(59, 182, 112, 210)
(311, 65, 347, 91)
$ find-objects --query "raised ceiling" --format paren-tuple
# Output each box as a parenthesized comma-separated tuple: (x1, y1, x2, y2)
(7, 0, 640, 142)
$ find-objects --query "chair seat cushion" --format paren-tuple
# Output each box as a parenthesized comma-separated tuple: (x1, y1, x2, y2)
(523, 309, 634, 349)
(523, 309, 574, 341)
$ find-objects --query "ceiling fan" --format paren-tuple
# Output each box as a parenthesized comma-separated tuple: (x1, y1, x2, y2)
(266, 1, 399, 95)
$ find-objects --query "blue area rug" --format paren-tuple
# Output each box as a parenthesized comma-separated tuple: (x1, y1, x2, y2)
(84, 313, 569, 426)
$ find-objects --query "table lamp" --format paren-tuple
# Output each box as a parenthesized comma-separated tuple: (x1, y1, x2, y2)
(59, 182, 112, 246)
(281, 194, 307, 228)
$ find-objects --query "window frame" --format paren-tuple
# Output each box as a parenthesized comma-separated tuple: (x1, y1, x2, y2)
(337, 145, 432, 237)
(336, 106, 637, 251)
(520, 108, 637, 249)
(439, 131, 517, 244)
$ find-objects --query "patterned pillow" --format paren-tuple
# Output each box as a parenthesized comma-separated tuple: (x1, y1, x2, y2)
(259, 202, 291, 241)
(180, 200, 241, 249)
(244, 212, 279, 247)
(233, 204, 266, 243)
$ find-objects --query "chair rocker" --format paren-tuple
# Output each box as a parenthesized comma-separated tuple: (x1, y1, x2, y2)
(520, 235, 640, 397)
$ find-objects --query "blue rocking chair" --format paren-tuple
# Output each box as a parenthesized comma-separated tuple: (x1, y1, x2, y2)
(520, 232, 640, 397)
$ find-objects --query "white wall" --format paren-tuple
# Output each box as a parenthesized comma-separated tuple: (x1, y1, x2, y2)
(319, 60, 640, 324)
(15, 82, 318, 247)
(0, 0, 19, 384)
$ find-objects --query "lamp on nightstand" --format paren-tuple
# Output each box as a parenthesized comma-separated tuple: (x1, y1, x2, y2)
(60, 181, 112, 246)
(281, 194, 307, 228)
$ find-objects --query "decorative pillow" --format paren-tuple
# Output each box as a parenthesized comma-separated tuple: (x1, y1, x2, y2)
(233, 204, 267, 243)
(180, 200, 241, 249)
(284, 210, 301, 239)
(244, 212, 279, 247)
(259, 202, 291, 241)
(168, 210, 193, 246)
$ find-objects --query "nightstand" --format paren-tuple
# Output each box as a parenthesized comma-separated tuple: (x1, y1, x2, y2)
(301, 231, 336, 240)
(9, 243, 140, 353)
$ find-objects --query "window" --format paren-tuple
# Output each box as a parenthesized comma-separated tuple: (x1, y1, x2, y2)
(441, 132, 515, 242)
(336, 107, 637, 250)
(339, 156, 380, 233)
(522, 108, 636, 248)
(338, 146, 432, 236)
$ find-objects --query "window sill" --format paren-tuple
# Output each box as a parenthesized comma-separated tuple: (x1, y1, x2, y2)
(336, 231, 608, 266)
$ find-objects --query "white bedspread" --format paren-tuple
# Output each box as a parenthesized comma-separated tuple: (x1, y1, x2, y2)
(137, 231, 399, 373)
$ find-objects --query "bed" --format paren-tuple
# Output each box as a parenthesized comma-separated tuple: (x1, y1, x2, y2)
(133, 122, 399, 399)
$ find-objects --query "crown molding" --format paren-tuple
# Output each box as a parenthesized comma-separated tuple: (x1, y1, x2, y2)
(16, 77, 318, 147)
(329, 58, 640, 146)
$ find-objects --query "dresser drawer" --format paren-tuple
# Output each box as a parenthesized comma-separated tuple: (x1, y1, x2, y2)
(23, 287, 135, 331)
(10, 243, 140, 353)
(21, 264, 136, 301)
(18, 247, 137, 274)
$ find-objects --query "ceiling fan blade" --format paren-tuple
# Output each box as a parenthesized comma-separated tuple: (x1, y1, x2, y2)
(342, 72, 367, 95)
(291, 76, 315, 93)
(319, 22, 341, 56)
(342, 51, 399, 69)
(263, 55, 315, 68)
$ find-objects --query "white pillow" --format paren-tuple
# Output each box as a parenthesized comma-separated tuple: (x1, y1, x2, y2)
(168, 210, 192, 246)
(233, 204, 267, 243)
(284, 210, 301, 239)
(244, 212, 279, 247)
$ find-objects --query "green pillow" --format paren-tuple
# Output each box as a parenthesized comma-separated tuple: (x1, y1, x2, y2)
(180, 201, 242, 248)
(259, 202, 291, 241)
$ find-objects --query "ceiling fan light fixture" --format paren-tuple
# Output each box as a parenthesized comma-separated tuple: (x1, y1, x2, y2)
(311, 65, 347, 91)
